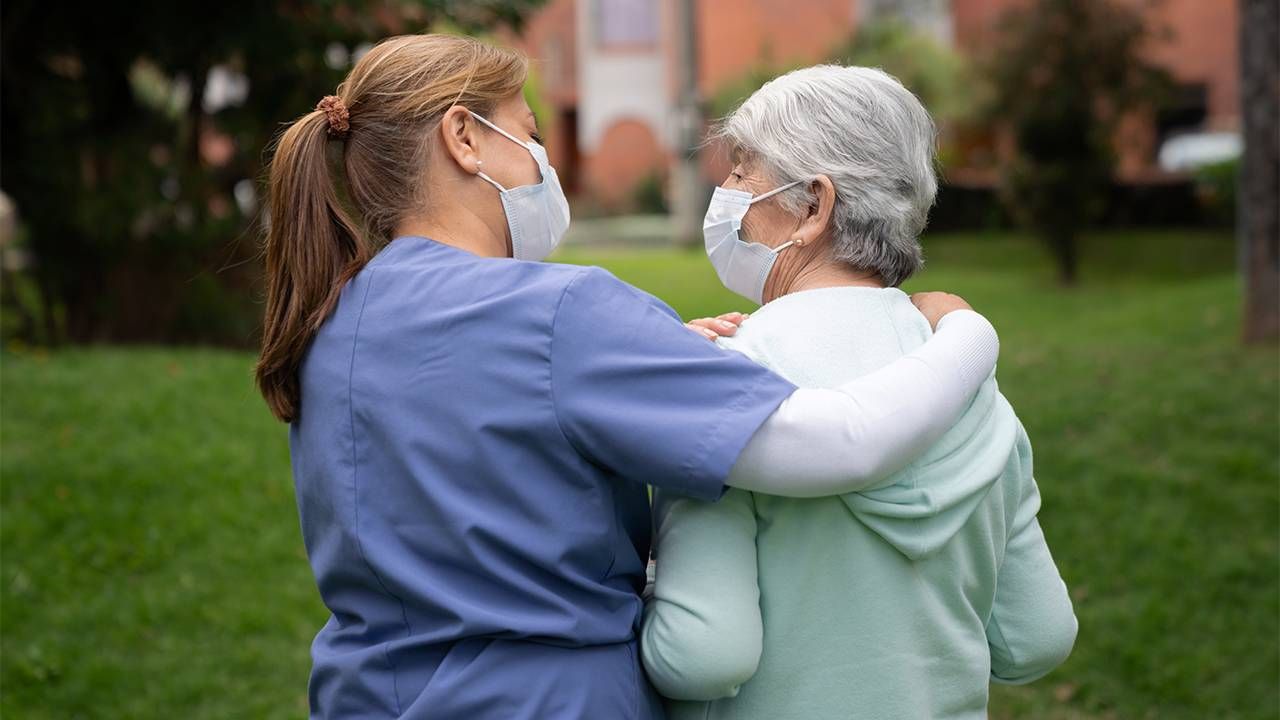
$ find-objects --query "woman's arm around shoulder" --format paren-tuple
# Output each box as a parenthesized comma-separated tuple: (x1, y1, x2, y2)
(728, 307, 1001, 496)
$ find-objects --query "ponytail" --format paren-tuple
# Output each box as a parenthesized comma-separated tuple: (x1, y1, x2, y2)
(254, 109, 375, 423)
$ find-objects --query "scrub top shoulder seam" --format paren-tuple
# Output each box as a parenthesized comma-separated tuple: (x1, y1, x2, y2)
(547, 266, 598, 463)
(345, 268, 410, 716)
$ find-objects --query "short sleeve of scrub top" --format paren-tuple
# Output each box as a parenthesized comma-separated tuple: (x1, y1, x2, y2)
(550, 267, 797, 501)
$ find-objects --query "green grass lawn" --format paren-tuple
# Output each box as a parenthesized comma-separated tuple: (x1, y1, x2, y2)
(3, 230, 1277, 719)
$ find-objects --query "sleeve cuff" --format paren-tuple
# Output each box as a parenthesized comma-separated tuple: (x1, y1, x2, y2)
(935, 309, 1000, 386)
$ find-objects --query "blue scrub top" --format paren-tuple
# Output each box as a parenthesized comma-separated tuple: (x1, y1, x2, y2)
(289, 236, 796, 719)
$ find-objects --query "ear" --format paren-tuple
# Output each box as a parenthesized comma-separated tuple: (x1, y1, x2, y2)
(438, 106, 483, 175)
(791, 174, 836, 248)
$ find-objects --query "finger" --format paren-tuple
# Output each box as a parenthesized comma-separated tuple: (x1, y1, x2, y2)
(710, 317, 740, 334)
(685, 322, 720, 341)
(716, 312, 748, 324)
(689, 317, 739, 335)
(910, 293, 943, 310)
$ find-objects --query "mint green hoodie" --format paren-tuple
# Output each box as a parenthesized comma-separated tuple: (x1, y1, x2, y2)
(641, 287, 1077, 720)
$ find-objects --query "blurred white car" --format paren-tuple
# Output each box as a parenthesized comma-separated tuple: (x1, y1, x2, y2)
(1158, 131, 1242, 172)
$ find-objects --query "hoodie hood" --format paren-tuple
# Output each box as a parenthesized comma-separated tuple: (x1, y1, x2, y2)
(718, 285, 1020, 561)
(841, 377, 1020, 560)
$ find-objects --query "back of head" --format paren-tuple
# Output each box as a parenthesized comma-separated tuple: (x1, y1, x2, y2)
(256, 34, 527, 423)
(715, 65, 938, 287)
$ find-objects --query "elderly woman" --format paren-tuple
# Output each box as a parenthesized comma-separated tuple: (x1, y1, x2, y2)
(640, 66, 1078, 719)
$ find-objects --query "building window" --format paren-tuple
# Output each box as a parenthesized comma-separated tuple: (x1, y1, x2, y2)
(1156, 82, 1209, 144)
(595, 0, 658, 49)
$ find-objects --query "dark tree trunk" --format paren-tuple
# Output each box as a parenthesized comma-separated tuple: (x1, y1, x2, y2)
(1050, 229, 1079, 286)
(1240, 0, 1279, 344)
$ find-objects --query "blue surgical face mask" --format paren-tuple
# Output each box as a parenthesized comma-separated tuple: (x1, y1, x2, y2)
(470, 111, 571, 262)
(702, 180, 806, 304)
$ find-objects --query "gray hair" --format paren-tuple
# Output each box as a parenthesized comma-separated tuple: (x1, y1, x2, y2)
(714, 65, 938, 287)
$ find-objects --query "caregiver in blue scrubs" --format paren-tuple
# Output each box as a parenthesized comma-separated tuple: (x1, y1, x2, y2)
(256, 35, 999, 720)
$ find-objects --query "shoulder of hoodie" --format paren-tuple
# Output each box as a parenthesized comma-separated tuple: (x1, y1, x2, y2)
(716, 287, 927, 373)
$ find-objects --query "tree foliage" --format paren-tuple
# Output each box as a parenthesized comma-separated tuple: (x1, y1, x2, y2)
(828, 19, 977, 125)
(985, 0, 1171, 284)
(709, 20, 973, 125)
(0, 1, 544, 345)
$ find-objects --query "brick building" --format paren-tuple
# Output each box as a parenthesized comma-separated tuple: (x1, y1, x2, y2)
(503, 0, 1241, 209)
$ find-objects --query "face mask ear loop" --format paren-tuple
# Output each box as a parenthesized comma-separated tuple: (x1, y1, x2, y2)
(470, 110, 545, 187)
(748, 178, 807, 205)
(749, 178, 808, 254)
(463, 112, 517, 192)
(475, 170, 507, 193)
(469, 110, 532, 149)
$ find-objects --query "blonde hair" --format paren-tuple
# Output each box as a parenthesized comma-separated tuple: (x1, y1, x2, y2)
(256, 34, 528, 422)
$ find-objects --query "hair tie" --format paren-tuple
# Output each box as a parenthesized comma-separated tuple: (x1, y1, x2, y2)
(316, 95, 350, 137)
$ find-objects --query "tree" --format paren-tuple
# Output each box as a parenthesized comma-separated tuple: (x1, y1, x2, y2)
(0, 0, 544, 346)
(709, 20, 973, 125)
(1239, 0, 1279, 344)
(829, 19, 977, 127)
(985, 0, 1170, 285)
